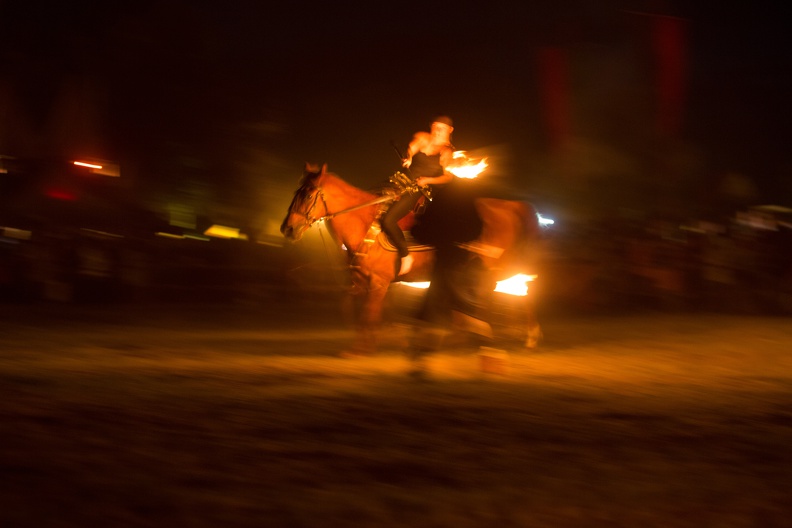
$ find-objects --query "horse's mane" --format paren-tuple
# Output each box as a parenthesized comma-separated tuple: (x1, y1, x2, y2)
(299, 167, 322, 187)
(301, 166, 376, 202)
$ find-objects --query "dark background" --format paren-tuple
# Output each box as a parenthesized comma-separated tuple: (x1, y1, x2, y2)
(2, 0, 791, 230)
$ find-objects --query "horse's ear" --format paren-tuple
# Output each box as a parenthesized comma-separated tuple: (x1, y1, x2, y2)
(304, 162, 319, 174)
(320, 163, 328, 175)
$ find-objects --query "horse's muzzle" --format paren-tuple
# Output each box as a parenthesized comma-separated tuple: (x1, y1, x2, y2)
(280, 219, 304, 241)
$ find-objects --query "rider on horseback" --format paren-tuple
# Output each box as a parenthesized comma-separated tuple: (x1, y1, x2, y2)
(382, 116, 456, 275)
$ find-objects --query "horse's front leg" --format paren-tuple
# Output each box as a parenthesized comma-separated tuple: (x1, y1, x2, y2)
(356, 276, 391, 355)
(342, 272, 390, 357)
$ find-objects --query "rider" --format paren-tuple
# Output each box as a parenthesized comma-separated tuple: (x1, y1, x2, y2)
(382, 115, 456, 275)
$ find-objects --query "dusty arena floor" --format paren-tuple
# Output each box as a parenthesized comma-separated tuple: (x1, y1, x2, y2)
(2, 301, 792, 527)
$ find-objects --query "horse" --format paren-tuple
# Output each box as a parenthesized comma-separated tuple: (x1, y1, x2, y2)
(280, 163, 543, 355)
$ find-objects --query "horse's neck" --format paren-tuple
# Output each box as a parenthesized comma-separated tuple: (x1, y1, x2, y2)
(321, 174, 378, 251)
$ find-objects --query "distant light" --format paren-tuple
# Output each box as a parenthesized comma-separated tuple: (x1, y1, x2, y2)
(538, 214, 554, 226)
(73, 161, 103, 169)
(80, 228, 124, 239)
(204, 224, 243, 239)
(1, 227, 32, 240)
(156, 232, 184, 239)
(73, 160, 120, 176)
(258, 239, 284, 247)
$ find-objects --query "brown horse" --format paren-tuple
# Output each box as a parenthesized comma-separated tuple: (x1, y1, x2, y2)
(280, 163, 542, 354)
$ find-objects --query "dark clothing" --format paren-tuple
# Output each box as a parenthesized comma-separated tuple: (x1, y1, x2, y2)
(412, 178, 490, 325)
(381, 152, 446, 258)
(404, 177, 505, 366)
(408, 152, 444, 179)
(381, 190, 422, 258)
(412, 178, 483, 250)
(416, 246, 492, 325)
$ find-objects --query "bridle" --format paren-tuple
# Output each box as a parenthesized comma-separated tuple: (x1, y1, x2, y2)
(288, 180, 330, 230)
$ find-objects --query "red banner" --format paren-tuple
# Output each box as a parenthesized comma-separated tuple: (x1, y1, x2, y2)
(652, 15, 688, 136)
(536, 46, 571, 149)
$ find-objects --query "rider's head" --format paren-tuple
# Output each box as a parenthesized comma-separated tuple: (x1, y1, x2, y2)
(430, 116, 454, 142)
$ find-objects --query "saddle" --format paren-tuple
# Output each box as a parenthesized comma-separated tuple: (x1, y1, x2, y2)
(375, 229, 433, 254)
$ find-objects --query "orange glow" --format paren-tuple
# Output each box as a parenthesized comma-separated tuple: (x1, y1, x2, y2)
(448, 151, 488, 179)
(399, 274, 537, 296)
(73, 161, 103, 169)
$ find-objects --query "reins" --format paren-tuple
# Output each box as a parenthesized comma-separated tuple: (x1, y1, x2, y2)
(313, 193, 396, 224)
(299, 185, 399, 291)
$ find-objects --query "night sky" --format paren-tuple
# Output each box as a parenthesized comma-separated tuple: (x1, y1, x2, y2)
(2, 0, 791, 220)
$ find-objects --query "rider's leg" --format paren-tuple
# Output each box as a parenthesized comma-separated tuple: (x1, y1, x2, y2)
(381, 191, 421, 272)
(382, 192, 419, 275)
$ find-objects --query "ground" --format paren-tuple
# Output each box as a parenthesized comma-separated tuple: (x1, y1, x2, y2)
(1, 300, 792, 527)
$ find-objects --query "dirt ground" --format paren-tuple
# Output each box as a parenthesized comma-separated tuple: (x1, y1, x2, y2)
(1, 299, 792, 527)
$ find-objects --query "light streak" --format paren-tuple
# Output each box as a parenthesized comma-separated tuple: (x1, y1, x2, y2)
(73, 161, 103, 169)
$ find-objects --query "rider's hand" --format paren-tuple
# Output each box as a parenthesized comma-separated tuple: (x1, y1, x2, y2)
(402, 158, 412, 168)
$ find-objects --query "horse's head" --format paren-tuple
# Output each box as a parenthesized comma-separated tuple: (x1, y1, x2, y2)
(280, 163, 330, 241)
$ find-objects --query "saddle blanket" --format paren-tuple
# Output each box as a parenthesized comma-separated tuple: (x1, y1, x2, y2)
(375, 231, 434, 253)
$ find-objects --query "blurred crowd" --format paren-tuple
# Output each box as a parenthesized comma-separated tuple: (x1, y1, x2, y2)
(538, 210, 792, 315)
(2, 206, 792, 316)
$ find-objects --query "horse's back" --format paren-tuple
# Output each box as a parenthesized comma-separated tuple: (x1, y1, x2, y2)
(475, 198, 539, 245)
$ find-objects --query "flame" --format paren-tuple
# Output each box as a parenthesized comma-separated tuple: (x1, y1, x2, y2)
(398, 273, 537, 297)
(448, 151, 488, 179)
(494, 273, 537, 297)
